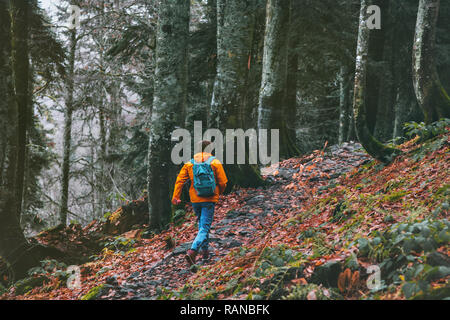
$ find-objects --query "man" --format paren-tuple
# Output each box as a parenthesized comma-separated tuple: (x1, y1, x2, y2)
(172, 140, 228, 266)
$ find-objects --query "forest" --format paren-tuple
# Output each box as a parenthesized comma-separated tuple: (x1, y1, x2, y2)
(0, 0, 449, 302)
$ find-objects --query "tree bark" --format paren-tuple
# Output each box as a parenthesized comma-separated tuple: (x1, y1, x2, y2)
(412, 0, 450, 124)
(147, 0, 190, 231)
(257, 0, 299, 159)
(339, 66, 351, 144)
(0, 0, 41, 282)
(374, 1, 396, 142)
(365, 0, 389, 134)
(258, 0, 290, 130)
(285, 31, 299, 145)
(10, 0, 30, 220)
(210, 0, 265, 188)
(353, 0, 399, 163)
(60, 27, 77, 226)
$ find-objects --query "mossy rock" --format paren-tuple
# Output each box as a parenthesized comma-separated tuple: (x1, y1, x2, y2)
(14, 276, 49, 295)
(80, 284, 113, 300)
(310, 261, 342, 288)
(383, 190, 408, 203)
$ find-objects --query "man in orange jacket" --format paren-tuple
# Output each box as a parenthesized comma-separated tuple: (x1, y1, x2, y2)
(172, 140, 228, 266)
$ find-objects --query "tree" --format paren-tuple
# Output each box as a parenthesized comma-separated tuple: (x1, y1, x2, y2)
(210, 0, 264, 188)
(10, 0, 30, 220)
(338, 66, 351, 144)
(147, 0, 190, 231)
(257, 0, 299, 158)
(412, 0, 450, 124)
(60, 5, 78, 226)
(352, 0, 399, 163)
(0, 0, 41, 281)
(364, 0, 389, 135)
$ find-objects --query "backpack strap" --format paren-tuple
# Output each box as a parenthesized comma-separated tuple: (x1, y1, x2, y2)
(205, 156, 215, 165)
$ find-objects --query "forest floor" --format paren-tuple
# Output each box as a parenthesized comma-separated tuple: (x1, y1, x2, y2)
(1, 131, 449, 300)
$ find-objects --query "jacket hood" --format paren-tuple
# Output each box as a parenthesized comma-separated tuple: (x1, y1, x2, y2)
(193, 152, 213, 163)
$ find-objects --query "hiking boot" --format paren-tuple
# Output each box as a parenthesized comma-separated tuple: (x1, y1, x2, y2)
(199, 249, 209, 260)
(185, 249, 197, 266)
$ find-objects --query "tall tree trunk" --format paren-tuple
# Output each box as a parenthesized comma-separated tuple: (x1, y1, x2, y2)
(285, 32, 299, 153)
(393, 81, 411, 140)
(98, 97, 107, 217)
(338, 65, 351, 144)
(0, 3, 9, 176)
(374, 1, 396, 142)
(347, 74, 357, 142)
(60, 27, 77, 226)
(257, 0, 298, 159)
(147, 0, 190, 231)
(10, 0, 30, 220)
(353, 0, 399, 163)
(365, 0, 389, 134)
(412, 0, 450, 124)
(0, 0, 41, 282)
(210, 0, 264, 188)
(97, 0, 108, 219)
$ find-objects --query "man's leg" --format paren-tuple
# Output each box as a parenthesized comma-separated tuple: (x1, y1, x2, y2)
(192, 202, 202, 222)
(186, 203, 202, 265)
(191, 202, 214, 252)
(199, 203, 215, 255)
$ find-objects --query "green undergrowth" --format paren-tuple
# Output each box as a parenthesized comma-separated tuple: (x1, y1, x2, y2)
(357, 218, 450, 299)
(170, 132, 449, 300)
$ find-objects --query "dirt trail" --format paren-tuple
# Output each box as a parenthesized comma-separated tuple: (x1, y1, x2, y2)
(105, 142, 370, 299)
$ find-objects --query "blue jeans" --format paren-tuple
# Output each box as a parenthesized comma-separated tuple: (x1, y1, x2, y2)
(191, 202, 215, 252)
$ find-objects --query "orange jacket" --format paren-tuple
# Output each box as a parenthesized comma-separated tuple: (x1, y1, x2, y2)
(172, 153, 228, 203)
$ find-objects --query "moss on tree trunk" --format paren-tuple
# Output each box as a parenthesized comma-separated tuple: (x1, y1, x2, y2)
(413, 0, 450, 124)
(210, 0, 265, 189)
(147, 0, 190, 231)
(353, 0, 400, 163)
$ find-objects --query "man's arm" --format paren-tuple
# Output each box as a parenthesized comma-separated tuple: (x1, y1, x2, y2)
(172, 164, 189, 203)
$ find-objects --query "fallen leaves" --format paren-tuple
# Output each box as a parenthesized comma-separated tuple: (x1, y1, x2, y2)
(2, 133, 449, 301)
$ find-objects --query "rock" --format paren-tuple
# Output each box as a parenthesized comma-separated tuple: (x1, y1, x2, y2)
(127, 271, 140, 280)
(310, 261, 342, 288)
(238, 230, 252, 236)
(118, 287, 134, 296)
(14, 276, 49, 295)
(277, 169, 292, 179)
(80, 284, 114, 300)
(283, 267, 304, 282)
(146, 280, 162, 286)
(105, 276, 118, 287)
(246, 195, 265, 205)
(173, 242, 192, 255)
(272, 204, 287, 211)
(225, 240, 242, 248)
(218, 218, 235, 225)
(226, 210, 248, 219)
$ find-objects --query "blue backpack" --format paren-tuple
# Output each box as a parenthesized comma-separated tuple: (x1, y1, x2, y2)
(191, 156, 216, 197)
